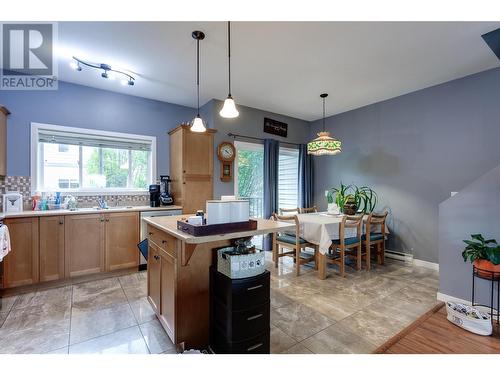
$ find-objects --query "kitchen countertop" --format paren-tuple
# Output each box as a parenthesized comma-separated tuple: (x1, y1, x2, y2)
(143, 215, 295, 244)
(1, 205, 183, 218)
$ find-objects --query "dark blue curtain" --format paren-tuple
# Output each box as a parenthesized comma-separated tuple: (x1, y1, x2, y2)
(298, 144, 314, 208)
(263, 139, 279, 251)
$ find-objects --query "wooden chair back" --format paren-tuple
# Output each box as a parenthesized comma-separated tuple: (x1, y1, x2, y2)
(366, 211, 388, 236)
(280, 207, 300, 215)
(339, 214, 363, 243)
(300, 206, 317, 214)
(272, 213, 299, 236)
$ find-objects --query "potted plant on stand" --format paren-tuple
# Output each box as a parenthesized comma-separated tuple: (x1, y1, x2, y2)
(462, 234, 500, 277)
(328, 183, 378, 215)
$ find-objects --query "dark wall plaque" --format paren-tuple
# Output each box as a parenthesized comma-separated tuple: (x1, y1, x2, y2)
(263, 117, 288, 138)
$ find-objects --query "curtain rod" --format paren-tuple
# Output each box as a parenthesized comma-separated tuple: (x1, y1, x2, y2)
(227, 132, 301, 146)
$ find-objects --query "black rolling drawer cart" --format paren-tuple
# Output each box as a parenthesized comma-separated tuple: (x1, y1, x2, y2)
(209, 266, 271, 354)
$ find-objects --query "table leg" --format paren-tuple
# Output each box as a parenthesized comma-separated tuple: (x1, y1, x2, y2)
(318, 252, 326, 280)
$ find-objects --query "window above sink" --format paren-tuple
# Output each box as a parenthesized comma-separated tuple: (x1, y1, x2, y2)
(31, 122, 156, 194)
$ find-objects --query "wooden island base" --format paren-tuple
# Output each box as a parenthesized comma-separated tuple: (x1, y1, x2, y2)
(144, 215, 294, 351)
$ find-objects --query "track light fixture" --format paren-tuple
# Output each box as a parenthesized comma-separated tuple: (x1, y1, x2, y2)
(71, 56, 135, 86)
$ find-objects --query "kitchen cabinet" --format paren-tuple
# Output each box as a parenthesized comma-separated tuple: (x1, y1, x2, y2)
(147, 224, 177, 344)
(39, 216, 65, 282)
(147, 243, 161, 313)
(169, 124, 216, 214)
(64, 213, 105, 278)
(160, 248, 176, 340)
(3, 217, 39, 287)
(104, 212, 139, 271)
(0, 106, 9, 176)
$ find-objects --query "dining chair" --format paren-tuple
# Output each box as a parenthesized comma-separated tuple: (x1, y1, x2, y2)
(279, 207, 300, 215)
(271, 213, 318, 276)
(361, 211, 388, 270)
(324, 214, 363, 277)
(299, 206, 318, 214)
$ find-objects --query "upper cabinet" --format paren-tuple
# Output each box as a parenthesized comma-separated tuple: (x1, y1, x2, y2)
(169, 125, 216, 214)
(0, 106, 10, 176)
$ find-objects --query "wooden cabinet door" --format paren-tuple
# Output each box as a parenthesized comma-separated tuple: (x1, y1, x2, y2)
(104, 212, 139, 271)
(183, 130, 214, 176)
(147, 244, 161, 313)
(39, 216, 65, 282)
(3, 217, 39, 287)
(64, 214, 104, 278)
(182, 176, 213, 214)
(160, 250, 176, 340)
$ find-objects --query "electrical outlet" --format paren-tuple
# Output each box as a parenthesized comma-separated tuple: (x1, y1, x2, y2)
(451, 191, 458, 197)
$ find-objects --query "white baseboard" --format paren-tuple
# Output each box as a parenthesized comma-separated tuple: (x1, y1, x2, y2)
(385, 249, 439, 271)
(437, 292, 499, 315)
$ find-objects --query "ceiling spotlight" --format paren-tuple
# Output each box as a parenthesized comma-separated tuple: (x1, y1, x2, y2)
(71, 56, 136, 86)
(70, 61, 82, 71)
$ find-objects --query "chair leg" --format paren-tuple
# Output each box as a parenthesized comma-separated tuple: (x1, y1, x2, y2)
(340, 247, 345, 277)
(272, 236, 277, 265)
(314, 246, 319, 271)
(318, 252, 326, 280)
(366, 242, 371, 271)
(295, 246, 300, 276)
(380, 242, 385, 265)
(356, 245, 361, 271)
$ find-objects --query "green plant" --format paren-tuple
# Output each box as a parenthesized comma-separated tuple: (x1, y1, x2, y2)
(462, 234, 500, 265)
(328, 183, 378, 213)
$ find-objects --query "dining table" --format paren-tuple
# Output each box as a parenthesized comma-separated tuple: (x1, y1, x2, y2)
(295, 212, 389, 279)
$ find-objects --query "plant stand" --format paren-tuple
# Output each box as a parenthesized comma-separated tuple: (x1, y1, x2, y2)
(472, 266, 500, 323)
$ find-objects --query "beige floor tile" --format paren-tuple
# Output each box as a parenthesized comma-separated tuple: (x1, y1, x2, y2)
(0, 318, 70, 354)
(302, 322, 377, 354)
(70, 302, 137, 344)
(118, 273, 146, 289)
(270, 324, 297, 353)
(72, 278, 127, 311)
(46, 346, 69, 354)
(271, 289, 294, 309)
(0, 295, 18, 313)
(271, 302, 335, 341)
(12, 286, 72, 310)
(2, 302, 70, 331)
(129, 297, 156, 324)
(139, 319, 175, 354)
(0, 312, 8, 327)
(282, 343, 313, 354)
(123, 284, 147, 301)
(69, 326, 149, 354)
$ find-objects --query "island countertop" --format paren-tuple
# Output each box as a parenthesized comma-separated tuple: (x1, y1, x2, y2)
(142, 215, 295, 244)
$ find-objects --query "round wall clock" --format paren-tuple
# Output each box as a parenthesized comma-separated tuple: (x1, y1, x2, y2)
(217, 142, 236, 182)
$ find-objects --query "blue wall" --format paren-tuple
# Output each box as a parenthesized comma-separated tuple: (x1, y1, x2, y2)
(310, 67, 500, 262)
(0, 81, 196, 177)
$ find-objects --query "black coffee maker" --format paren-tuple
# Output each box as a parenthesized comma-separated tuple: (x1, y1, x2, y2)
(149, 184, 161, 207)
(159, 175, 173, 205)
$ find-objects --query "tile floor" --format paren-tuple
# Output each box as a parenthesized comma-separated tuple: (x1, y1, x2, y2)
(0, 254, 439, 354)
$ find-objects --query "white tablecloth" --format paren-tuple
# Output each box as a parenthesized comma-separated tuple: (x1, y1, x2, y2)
(296, 212, 389, 255)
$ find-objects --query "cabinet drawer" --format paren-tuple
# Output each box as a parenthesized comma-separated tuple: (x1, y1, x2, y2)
(147, 225, 176, 257)
(213, 270, 270, 310)
(213, 300, 270, 342)
(212, 327, 269, 354)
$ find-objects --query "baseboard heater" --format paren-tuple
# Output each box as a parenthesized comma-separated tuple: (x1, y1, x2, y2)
(385, 249, 413, 262)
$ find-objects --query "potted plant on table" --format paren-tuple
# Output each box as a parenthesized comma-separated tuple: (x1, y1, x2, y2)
(328, 183, 378, 215)
(462, 234, 500, 277)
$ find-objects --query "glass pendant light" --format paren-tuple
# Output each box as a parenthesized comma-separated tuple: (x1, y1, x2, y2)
(307, 93, 342, 156)
(219, 21, 239, 118)
(191, 30, 207, 133)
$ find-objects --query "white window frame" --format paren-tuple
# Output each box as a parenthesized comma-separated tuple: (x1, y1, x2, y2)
(30, 122, 157, 195)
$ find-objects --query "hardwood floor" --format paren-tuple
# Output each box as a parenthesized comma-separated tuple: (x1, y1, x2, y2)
(375, 304, 500, 354)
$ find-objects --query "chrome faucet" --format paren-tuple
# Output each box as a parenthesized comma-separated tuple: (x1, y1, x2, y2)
(96, 196, 107, 209)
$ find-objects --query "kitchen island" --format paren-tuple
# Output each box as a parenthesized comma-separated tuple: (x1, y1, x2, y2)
(142, 215, 294, 351)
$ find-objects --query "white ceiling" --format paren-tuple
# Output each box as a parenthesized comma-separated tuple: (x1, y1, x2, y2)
(54, 22, 500, 121)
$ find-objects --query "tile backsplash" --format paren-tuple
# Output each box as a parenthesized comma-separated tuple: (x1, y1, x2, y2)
(0, 175, 149, 212)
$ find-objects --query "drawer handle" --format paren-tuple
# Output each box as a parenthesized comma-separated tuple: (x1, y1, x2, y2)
(247, 284, 263, 291)
(162, 240, 167, 244)
(149, 232, 153, 235)
(154, 255, 160, 260)
(247, 313, 263, 321)
(246, 343, 263, 352)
